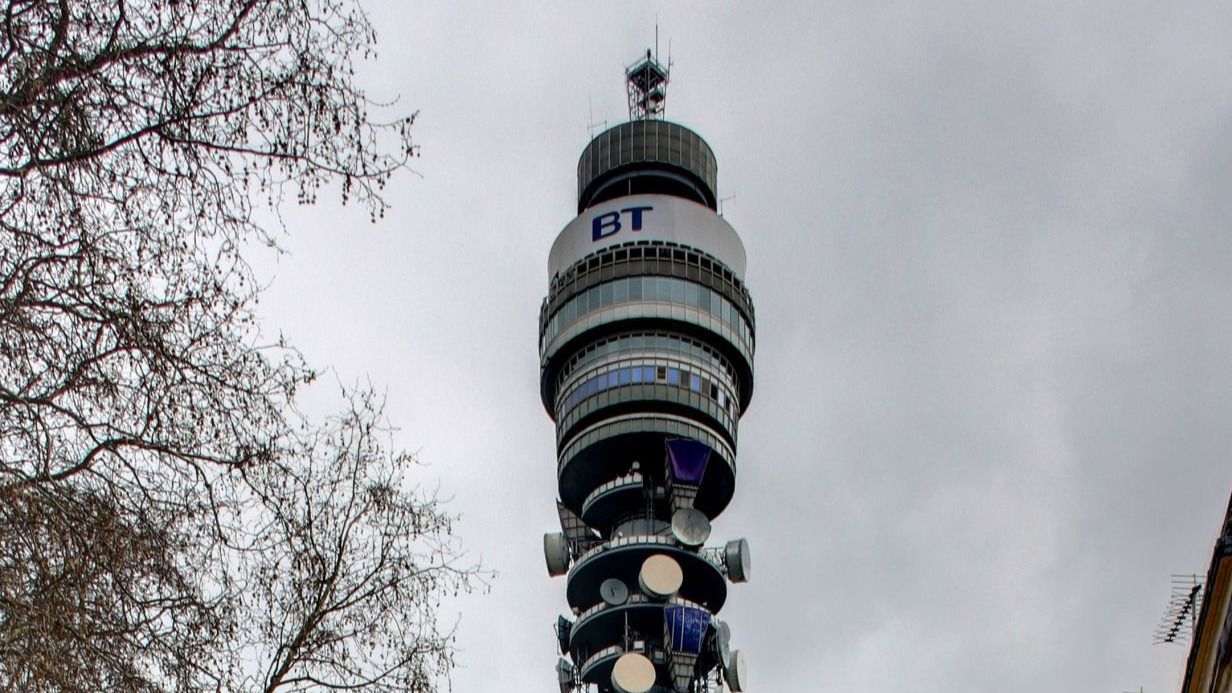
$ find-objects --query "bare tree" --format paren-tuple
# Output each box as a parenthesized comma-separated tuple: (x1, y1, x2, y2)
(250, 391, 469, 693)
(0, 1, 479, 690)
(0, 482, 226, 691)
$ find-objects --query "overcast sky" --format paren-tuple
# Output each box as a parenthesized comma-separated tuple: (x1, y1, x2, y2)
(252, 2, 1232, 691)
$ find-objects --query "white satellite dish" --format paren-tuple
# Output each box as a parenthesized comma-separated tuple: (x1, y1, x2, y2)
(600, 578, 629, 606)
(670, 507, 711, 547)
(638, 554, 683, 600)
(610, 651, 656, 693)
(544, 532, 570, 577)
(724, 649, 747, 692)
(712, 618, 732, 670)
(724, 538, 751, 583)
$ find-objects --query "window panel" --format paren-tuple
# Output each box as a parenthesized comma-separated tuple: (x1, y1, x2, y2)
(685, 282, 700, 308)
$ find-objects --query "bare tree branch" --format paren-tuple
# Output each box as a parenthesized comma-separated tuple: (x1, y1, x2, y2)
(0, 2, 479, 691)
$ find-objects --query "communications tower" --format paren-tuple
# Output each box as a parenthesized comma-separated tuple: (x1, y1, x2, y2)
(540, 50, 755, 693)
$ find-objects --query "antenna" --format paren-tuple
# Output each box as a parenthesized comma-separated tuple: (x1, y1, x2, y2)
(1154, 574, 1203, 644)
(625, 47, 670, 120)
(587, 95, 607, 138)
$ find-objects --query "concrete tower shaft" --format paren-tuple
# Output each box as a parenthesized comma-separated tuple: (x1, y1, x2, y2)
(542, 53, 753, 693)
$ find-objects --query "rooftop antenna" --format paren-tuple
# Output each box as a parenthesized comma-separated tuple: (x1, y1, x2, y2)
(1154, 574, 1203, 645)
(587, 95, 607, 138)
(626, 37, 671, 120)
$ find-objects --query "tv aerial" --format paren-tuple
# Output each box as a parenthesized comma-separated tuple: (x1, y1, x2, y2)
(1154, 574, 1203, 644)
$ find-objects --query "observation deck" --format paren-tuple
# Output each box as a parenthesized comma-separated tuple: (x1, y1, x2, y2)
(577, 120, 718, 213)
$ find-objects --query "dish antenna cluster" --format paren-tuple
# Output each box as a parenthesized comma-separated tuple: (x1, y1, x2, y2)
(540, 48, 757, 692)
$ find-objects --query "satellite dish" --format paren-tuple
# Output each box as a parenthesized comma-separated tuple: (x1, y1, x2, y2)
(600, 578, 629, 606)
(557, 500, 595, 543)
(544, 532, 569, 577)
(555, 615, 572, 654)
(638, 554, 683, 600)
(724, 649, 747, 692)
(670, 507, 711, 547)
(556, 657, 575, 693)
(724, 538, 751, 583)
(610, 652, 655, 693)
(711, 619, 732, 670)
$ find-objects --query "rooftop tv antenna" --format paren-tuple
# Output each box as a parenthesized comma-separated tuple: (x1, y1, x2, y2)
(626, 40, 671, 120)
(1154, 574, 1203, 644)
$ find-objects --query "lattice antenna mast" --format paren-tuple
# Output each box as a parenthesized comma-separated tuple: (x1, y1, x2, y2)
(626, 48, 670, 120)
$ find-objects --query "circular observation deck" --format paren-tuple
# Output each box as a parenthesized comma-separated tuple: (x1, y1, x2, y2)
(568, 594, 716, 665)
(577, 121, 717, 212)
(565, 537, 727, 612)
(555, 413, 737, 520)
(538, 241, 756, 417)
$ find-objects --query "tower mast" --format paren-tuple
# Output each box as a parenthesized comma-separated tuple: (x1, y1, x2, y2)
(625, 48, 670, 120)
(540, 50, 756, 693)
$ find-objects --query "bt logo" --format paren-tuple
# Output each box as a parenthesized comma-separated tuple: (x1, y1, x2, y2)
(592, 205, 653, 241)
